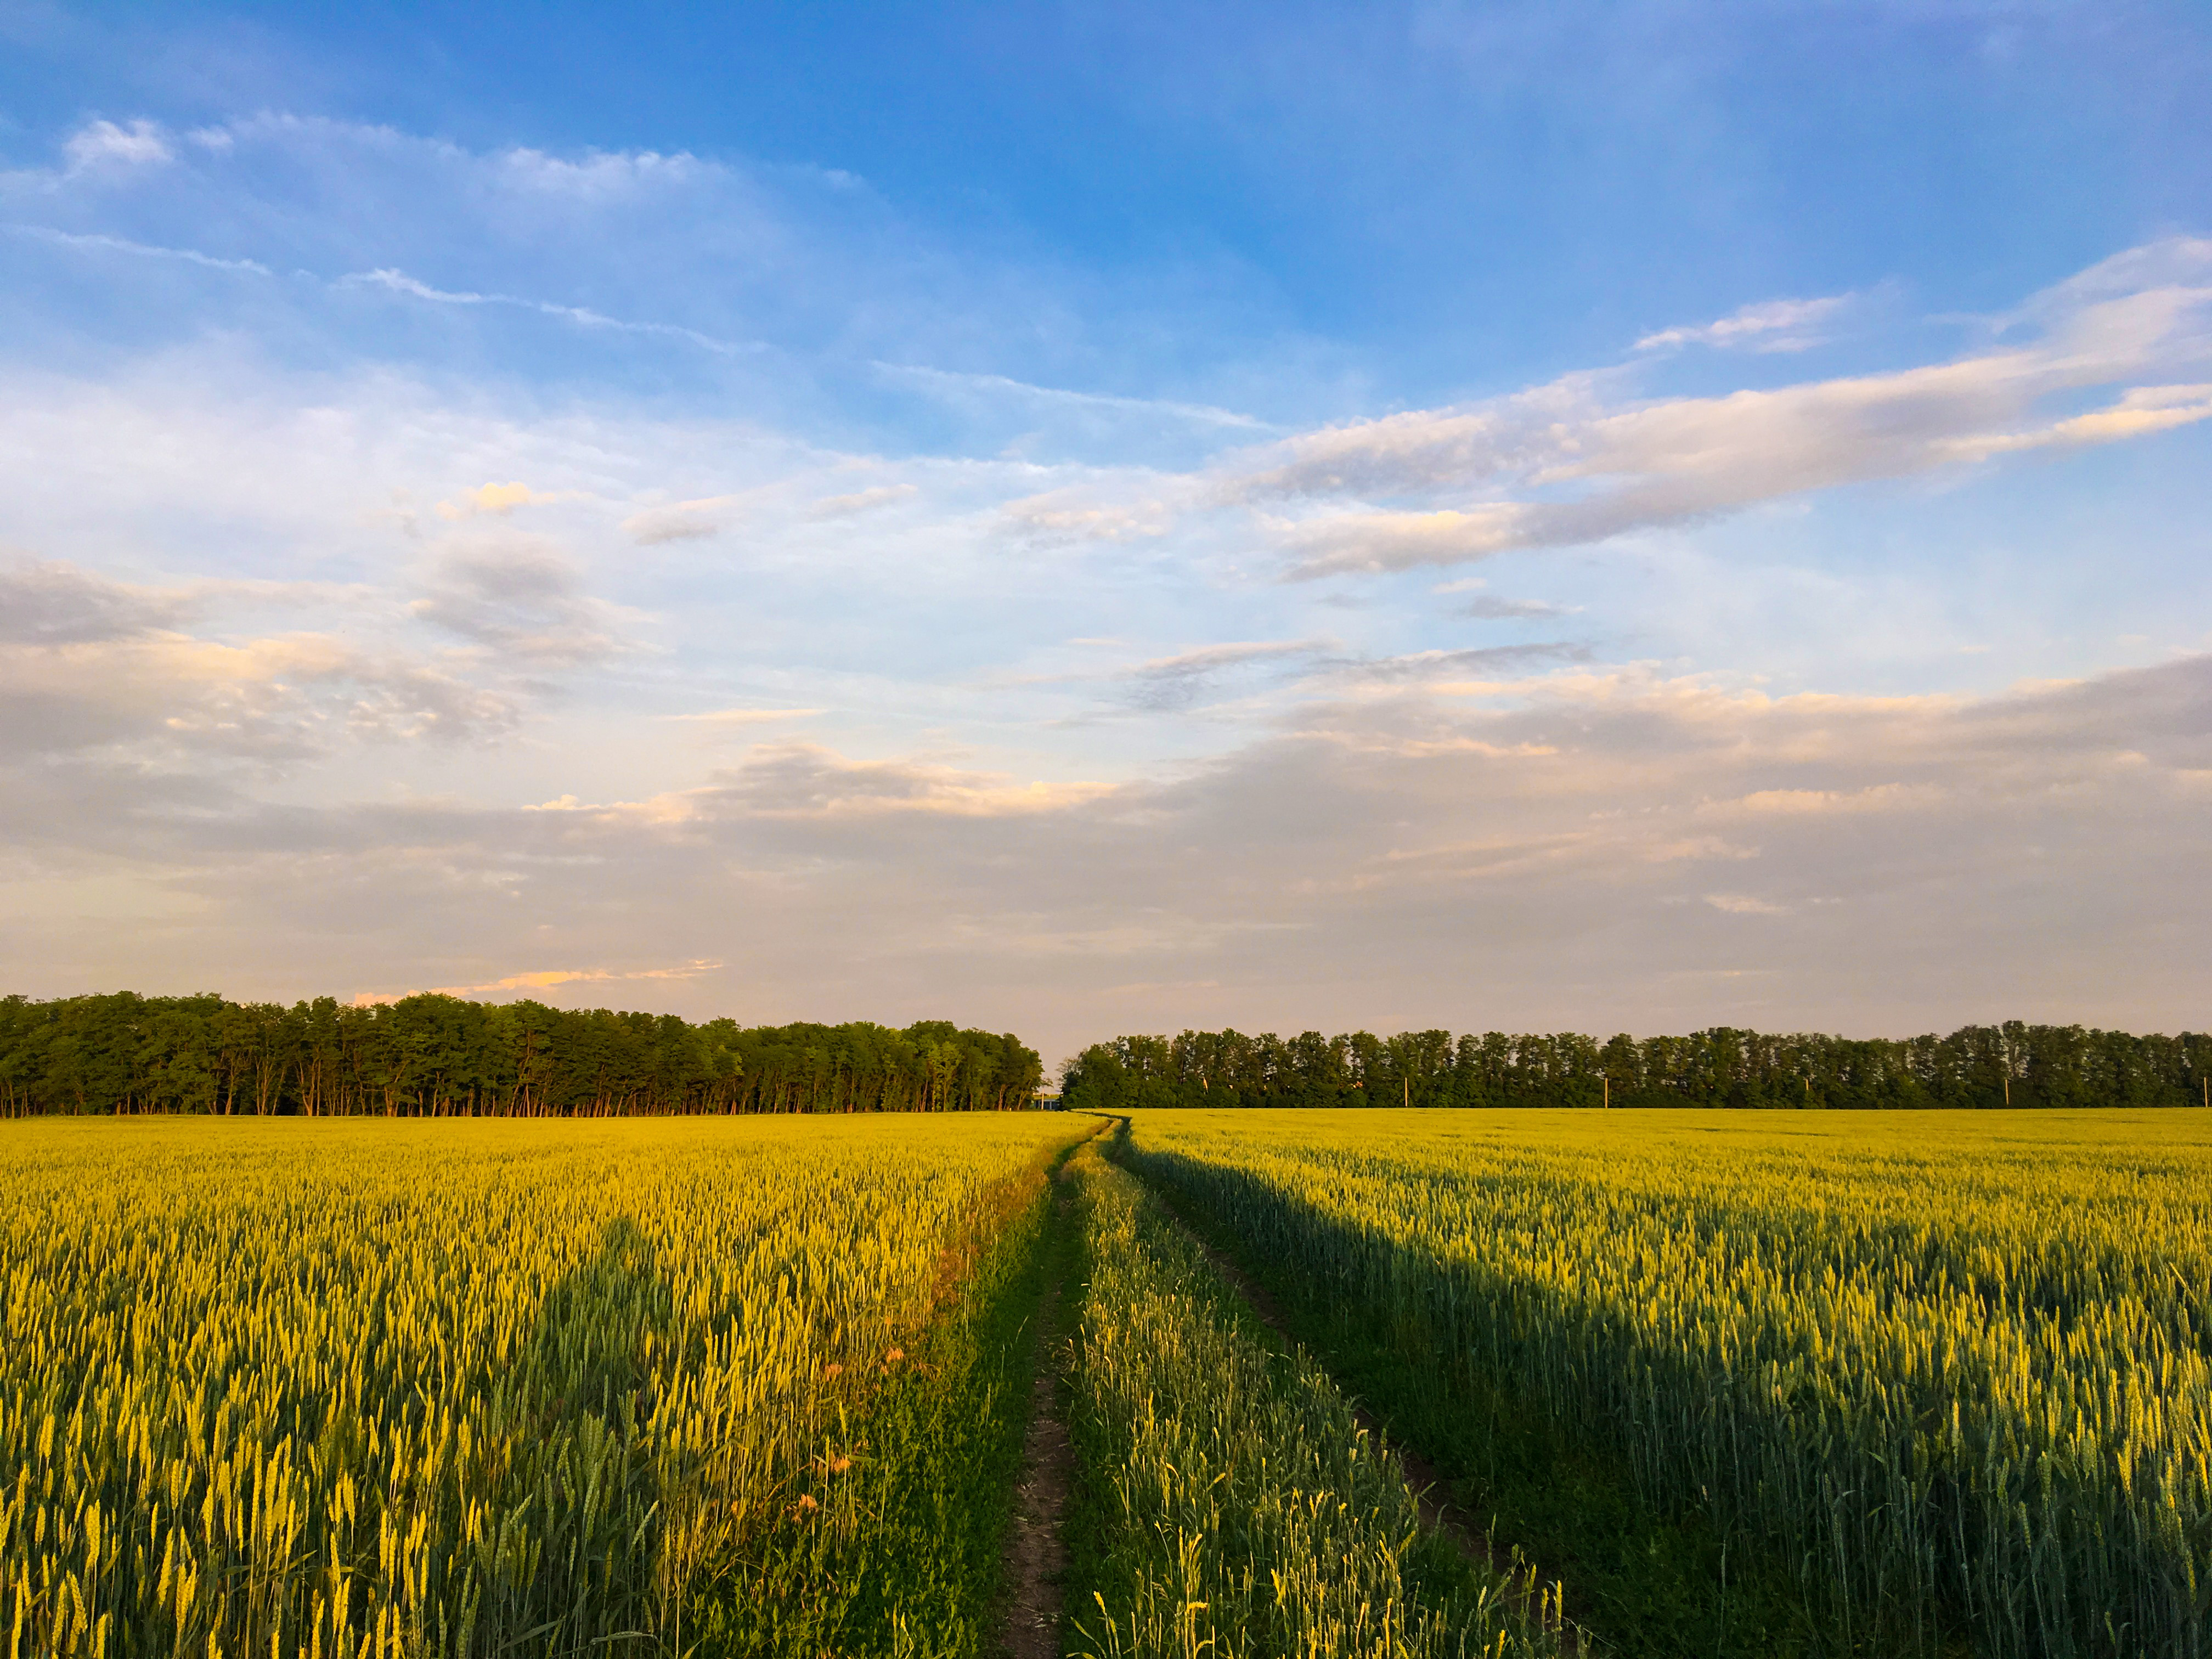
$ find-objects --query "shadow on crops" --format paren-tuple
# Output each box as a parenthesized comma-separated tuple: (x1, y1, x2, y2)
(528, 1216, 669, 1426)
(1125, 1148, 1922, 1659)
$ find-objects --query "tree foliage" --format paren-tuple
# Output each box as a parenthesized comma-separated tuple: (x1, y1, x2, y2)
(0, 991, 1043, 1116)
(1060, 1023, 2211, 1112)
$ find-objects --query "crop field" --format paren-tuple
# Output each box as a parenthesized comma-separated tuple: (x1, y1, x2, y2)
(5, 1107, 2204, 1659)
(1061, 1135, 1567, 1659)
(0, 1115, 1080, 1658)
(1130, 1109, 2212, 1659)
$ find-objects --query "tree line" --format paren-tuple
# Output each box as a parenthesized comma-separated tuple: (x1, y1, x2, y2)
(0, 991, 1044, 1117)
(1059, 1023, 2212, 1112)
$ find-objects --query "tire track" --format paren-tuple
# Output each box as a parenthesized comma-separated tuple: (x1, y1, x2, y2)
(996, 1167, 1076, 1659)
(1139, 1168, 1584, 1655)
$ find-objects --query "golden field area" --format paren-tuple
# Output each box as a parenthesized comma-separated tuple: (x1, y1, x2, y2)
(5, 1109, 2208, 1657)
(0, 1116, 1078, 1658)
(1126, 1109, 2212, 1659)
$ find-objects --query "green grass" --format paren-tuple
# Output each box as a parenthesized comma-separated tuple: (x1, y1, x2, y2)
(689, 1127, 1088, 1656)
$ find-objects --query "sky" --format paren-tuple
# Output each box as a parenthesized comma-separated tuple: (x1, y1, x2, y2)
(2, 1, 2208, 1066)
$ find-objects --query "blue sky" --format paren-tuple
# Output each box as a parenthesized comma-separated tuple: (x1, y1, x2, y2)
(3, 2, 2208, 1060)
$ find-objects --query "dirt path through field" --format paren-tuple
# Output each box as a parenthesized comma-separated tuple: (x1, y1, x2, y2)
(1142, 1174, 1582, 1655)
(996, 1171, 1075, 1659)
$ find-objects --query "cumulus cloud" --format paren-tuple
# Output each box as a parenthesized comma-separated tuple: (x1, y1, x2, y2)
(63, 120, 173, 172)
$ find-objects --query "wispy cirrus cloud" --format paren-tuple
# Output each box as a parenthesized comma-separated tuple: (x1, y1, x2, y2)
(4, 224, 270, 274)
(664, 707, 824, 726)
(1116, 639, 1329, 711)
(1635, 294, 1853, 353)
(1458, 595, 1567, 619)
(340, 267, 763, 357)
(874, 360, 1274, 431)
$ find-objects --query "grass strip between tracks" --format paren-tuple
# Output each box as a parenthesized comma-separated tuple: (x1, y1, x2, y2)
(1060, 1127, 1571, 1659)
(689, 1123, 1102, 1658)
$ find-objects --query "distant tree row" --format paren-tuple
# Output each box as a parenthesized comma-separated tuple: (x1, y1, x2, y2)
(0, 992, 1044, 1117)
(1059, 1024, 2212, 1112)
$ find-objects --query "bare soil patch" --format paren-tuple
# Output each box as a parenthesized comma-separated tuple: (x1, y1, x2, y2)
(996, 1184, 1075, 1659)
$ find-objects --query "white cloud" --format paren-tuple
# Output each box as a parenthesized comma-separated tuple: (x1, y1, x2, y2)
(1127, 239, 2212, 575)
(1704, 893, 1792, 915)
(2, 134, 2208, 1059)
(407, 539, 634, 667)
(999, 489, 1181, 545)
(1636, 294, 1852, 352)
(808, 484, 917, 519)
(491, 146, 710, 196)
(10, 653, 2202, 1056)
(63, 120, 173, 172)
(341, 268, 759, 357)
(4, 225, 270, 274)
(665, 707, 823, 725)
(436, 482, 566, 519)
(619, 495, 745, 543)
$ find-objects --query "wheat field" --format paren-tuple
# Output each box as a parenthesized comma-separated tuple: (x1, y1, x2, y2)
(1127, 1108, 2212, 1658)
(1063, 1135, 1570, 1659)
(0, 1114, 1078, 1658)
(9, 1107, 2203, 1658)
